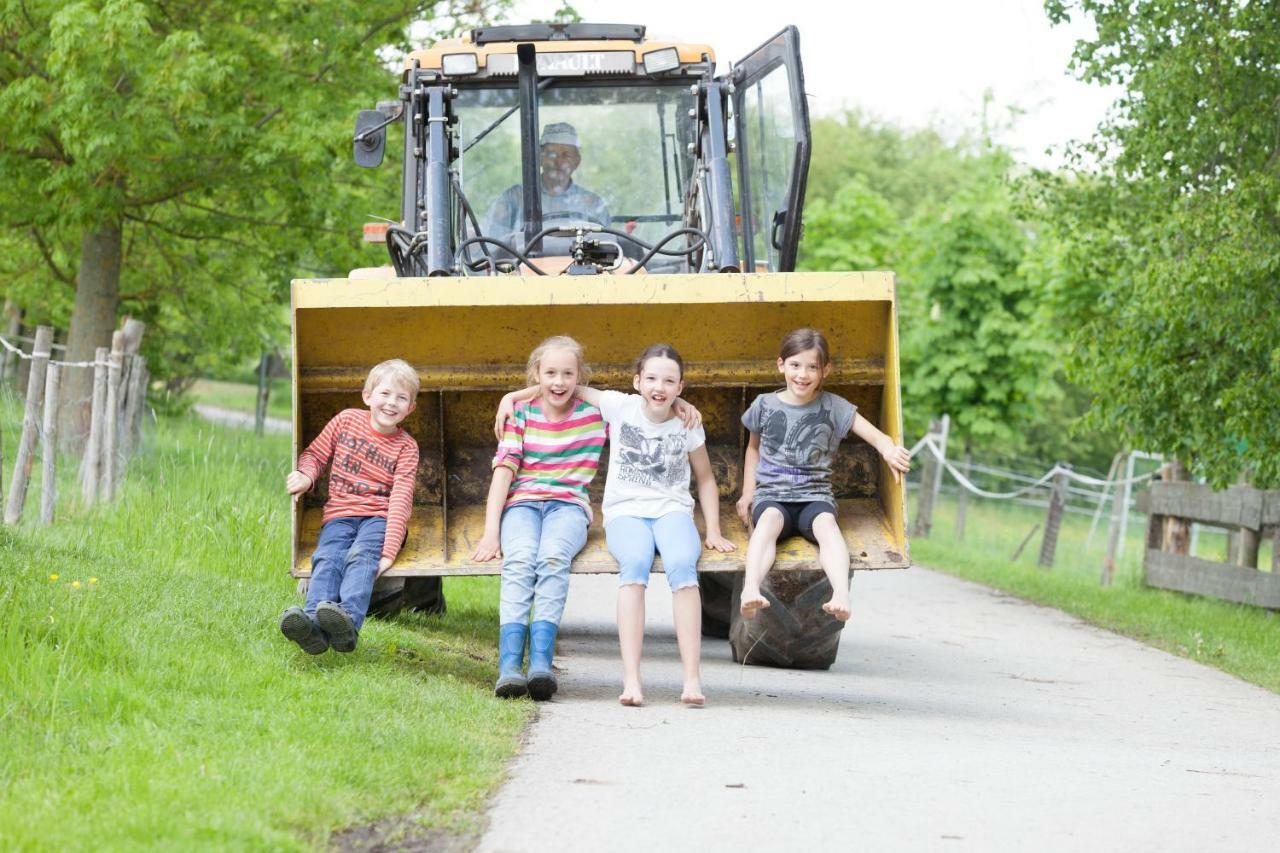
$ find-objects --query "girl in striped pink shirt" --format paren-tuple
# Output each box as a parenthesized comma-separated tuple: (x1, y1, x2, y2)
(472, 336, 606, 700)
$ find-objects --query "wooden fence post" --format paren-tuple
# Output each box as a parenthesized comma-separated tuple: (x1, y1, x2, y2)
(1100, 465, 1127, 586)
(5, 325, 52, 525)
(1038, 464, 1071, 568)
(100, 331, 125, 502)
(912, 416, 948, 538)
(121, 355, 147, 463)
(40, 364, 60, 525)
(79, 347, 110, 504)
(1160, 459, 1190, 555)
(0, 299, 20, 385)
(255, 350, 270, 436)
(954, 451, 972, 541)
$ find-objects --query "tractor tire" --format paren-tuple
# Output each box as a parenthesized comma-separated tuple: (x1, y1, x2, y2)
(699, 573, 735, 639)
(727, 570, 846, 670)
(365, 577, 447, 620)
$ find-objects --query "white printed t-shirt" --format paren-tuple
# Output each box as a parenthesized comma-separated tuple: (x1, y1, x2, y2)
(598, 390, 706, 525)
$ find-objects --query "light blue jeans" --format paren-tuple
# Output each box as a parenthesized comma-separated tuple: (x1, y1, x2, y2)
(499, 500, 589, 626)
(605, 512, 701, 591)
(304, 515, 386, 631)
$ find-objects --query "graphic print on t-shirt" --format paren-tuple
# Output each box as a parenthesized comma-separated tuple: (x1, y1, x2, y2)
(616, 422, 688, 488)
(759, 397, 839, 470)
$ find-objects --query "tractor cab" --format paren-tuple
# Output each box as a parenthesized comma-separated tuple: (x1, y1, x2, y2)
(353, 23, 811, 277)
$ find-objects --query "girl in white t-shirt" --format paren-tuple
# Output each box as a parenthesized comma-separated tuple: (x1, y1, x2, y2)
(497, 344, 735, 706)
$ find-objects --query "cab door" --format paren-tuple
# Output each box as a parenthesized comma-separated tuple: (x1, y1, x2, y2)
(727, 26, 811, 272)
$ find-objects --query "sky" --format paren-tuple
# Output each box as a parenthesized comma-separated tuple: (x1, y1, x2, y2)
(505, 0, 1124, 168)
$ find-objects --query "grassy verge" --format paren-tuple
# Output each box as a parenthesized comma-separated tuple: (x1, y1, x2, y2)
(911, 492, 1280, 694)
(0, 398, 527, 849)
(190, 377, 292, 421)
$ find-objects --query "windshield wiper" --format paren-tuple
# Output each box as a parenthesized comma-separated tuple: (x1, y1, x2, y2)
(463, 78, 557, 154)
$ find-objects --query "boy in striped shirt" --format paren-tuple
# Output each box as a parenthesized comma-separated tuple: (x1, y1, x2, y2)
(472, 336, 605, 700)
(279, 359, 420, 655)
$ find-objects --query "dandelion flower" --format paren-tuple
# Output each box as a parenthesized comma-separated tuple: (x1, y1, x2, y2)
(49, 574, 59, 581)
(71, 581, 81, 589)
(89, 577, 98, 584)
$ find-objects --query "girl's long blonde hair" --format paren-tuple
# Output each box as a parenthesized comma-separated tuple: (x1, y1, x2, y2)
(526, 335, 590, 386)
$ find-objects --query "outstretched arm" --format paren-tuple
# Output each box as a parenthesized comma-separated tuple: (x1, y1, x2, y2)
(472, 467, 515, 562)
(736, 431, 761, 527)
(851, 413, 911, 484)
(690, 446, 735, 552)
(493, 385, 539, 440)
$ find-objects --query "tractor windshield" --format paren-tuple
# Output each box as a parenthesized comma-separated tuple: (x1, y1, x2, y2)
(454, 81, 698, 263)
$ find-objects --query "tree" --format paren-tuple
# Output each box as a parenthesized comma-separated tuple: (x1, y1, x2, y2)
(0, 0, 514, 446)
(1045, 0, 1280, 487)
(899, 159, 1059, 450)
(797, 176, 898, 272)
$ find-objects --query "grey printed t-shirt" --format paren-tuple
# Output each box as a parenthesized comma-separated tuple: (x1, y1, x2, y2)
(741, 391, 857, 506)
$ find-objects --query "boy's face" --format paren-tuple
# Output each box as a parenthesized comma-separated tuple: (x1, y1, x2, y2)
(363, 378, 416, 434)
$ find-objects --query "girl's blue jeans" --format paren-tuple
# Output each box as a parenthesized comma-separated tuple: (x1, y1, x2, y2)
(304, 515, 386, 631)
(605, 512, 701, 591)
(499, 500, 589, 627)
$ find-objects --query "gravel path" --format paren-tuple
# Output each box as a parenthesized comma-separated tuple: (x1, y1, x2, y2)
(193, 403, 289, 434)
(477, 567, 1280, 853)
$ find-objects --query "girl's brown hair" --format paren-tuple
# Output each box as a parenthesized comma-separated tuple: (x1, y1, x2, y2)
(632, 343, 684, 379)
(778, 328, 831, 365)
(526, 335, 590, 386)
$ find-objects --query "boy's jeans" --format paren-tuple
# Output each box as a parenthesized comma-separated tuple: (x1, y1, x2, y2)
(499, 500, 589, 626)
(305, 516, 386, 632)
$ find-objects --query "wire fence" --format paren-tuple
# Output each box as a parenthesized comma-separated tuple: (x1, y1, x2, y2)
(0, 319, 150, 527)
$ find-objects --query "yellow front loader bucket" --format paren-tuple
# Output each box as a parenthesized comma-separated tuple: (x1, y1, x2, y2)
(290, 270, 908, 579)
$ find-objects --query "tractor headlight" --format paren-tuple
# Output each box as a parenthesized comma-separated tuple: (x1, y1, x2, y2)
(642, 47, 680, 75)
(442, 53, 479, 76)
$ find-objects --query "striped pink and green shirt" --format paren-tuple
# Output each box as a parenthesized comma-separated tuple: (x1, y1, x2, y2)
(493, 399, 605, 519)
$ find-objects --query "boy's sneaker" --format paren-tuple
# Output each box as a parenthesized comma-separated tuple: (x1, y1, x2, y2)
(279, 607, 328, 655)
(315, 602, 358, 653)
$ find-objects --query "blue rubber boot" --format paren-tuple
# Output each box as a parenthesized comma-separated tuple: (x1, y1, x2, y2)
(494, 623, 528, 699)
(527, 620, 559, 701)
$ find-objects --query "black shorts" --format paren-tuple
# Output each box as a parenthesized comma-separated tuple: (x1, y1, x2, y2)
(751, 500, 837, 544)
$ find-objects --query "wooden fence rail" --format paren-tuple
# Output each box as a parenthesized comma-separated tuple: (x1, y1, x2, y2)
(1138, 481, 1280, 609)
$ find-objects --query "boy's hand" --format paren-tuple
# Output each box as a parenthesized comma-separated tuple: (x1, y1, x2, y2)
(493, 394, 517, 441)
(878, 438, 912, 484)
(376, 557, 393, 578)
(704, 531, 737, 553)
(286, 470, 313, 495)
(472, 531, 502, 563)
(735, 493, 753, 527)
(672, 398, 702, 430)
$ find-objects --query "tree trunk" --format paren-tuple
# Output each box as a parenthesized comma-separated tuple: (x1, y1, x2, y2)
(59, 223, 123, 453)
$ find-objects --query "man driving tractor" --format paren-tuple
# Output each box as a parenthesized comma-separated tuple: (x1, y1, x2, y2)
(484, 121, 611, 234)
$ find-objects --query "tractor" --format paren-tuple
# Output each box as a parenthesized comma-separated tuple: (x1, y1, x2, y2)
(290, 23, 908, 668)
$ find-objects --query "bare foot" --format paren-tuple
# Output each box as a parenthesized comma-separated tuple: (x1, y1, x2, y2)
(681, 682, 705, 706)
(619, 681, 644, 706)
(740, 590, 769, 620)
(821, 598, 852, 621)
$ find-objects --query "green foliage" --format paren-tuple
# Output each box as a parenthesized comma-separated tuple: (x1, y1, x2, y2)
(0, 404, 528, 848)
(1044, 0, 1280, 486)
(798, 177, 898, 271)
(0, 0, 513, 382)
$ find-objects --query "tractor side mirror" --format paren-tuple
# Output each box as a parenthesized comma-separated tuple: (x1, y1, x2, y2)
(353, 110, 387, 168)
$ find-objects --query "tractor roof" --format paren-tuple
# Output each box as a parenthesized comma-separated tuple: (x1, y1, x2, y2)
(403, 23, 715, 79)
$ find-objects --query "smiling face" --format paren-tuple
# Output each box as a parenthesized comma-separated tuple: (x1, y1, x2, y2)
(632, 355, 684, 422)
(539, 143, 580, 195)
(363, 378, 416, 434)
(536, 347, 581, 417)
(777, 347, 832, 404)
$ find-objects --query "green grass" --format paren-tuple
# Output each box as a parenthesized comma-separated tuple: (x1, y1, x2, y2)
(0, 395, 528, 850)
(190, 377, 292, 421)
(912, 491, 1280, 693)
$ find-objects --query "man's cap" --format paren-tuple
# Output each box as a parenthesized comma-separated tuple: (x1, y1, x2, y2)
(540, 122, 580, 148)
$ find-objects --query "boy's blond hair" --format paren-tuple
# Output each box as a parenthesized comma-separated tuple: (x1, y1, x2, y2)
(364, 358, 420, 397)
(525, 336, 590, 386)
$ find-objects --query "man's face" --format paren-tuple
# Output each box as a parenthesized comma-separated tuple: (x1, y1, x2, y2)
(539, 142, 580, 194)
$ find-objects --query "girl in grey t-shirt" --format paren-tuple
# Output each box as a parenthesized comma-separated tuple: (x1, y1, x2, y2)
(738, 329, 912, 623)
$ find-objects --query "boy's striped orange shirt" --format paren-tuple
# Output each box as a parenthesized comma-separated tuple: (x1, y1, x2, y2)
(296, 408, 418, 562)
